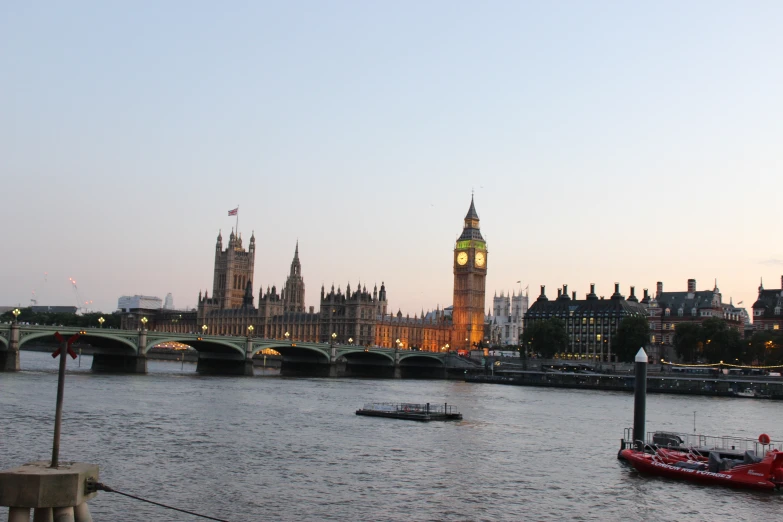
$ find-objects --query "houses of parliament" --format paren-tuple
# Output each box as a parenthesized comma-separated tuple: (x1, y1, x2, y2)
(128, 198, 488, 352)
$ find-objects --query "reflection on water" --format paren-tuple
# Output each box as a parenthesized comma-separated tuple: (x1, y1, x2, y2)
(2, 351, 781, 521)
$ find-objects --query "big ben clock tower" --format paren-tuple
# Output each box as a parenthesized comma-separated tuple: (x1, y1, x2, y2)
(452, 196, 487, 350)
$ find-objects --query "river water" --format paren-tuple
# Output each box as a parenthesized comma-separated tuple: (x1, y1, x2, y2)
(2, 351, 782, 521)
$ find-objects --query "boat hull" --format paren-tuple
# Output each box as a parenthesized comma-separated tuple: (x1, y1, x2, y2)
(620, 449, 780, 491)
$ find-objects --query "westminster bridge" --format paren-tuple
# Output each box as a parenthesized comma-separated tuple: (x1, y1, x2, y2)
(0, 323, 477, 377)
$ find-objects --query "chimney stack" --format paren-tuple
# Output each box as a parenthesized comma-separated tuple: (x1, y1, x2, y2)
(687, 279, 696, 293)
(563, 284, 568, 296)
(656, 281, 663, 298)
(572, 291, 576, 300)
(557, 288, 562, 298)
(590, 283, 596, 294)
(643, 289, 649, 300)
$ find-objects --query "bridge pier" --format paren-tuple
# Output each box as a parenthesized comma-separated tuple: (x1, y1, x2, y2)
(196, 357, 253, 376)
(0, 323, 21, 372)
(91, 354, 147, 373)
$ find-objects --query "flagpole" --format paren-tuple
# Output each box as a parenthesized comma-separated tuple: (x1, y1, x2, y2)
(235, 205, 239, 237)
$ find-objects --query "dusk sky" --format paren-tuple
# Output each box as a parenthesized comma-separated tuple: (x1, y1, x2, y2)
(2, 2, 782, 317)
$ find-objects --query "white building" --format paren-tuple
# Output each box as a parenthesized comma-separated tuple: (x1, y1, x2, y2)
(489, 288, 529, 346)
(117, 295, 162, 312)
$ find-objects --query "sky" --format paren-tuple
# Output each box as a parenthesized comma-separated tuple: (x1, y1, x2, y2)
(2, 1, 782, 317)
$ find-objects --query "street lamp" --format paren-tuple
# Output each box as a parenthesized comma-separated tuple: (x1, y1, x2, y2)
(202, 324, 208, 335)
(12, 308, 21, 323)
(141, 317, 148, 330)
(285, 331, 290, 342)
(348, 337, 353, 345)
(98, 317, 105, 328)
(247, 325, 254, 337)
(331, 332, 337, 348)
(395, 338, 400, 350)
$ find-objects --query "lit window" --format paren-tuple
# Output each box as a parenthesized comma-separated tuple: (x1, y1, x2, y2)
(775, 325, 780, 330)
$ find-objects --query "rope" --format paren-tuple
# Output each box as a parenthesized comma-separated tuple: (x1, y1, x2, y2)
(96, 482, 231, 522)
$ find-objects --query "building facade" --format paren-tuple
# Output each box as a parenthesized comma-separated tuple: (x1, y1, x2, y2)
(524, 283, 648, 362)
(452, 196, 488, 350)
(211, 230, 255, 310)
(751, 276, 783, 333)
(489, 289, 529, 346)
(647, 278, 744, 359)
(120, 197, 488, 352)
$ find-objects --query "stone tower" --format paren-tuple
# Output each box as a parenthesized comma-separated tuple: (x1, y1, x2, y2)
(282, 241, 306, 313)
(452, 196, 488, 350)
(212, 229, 255, 309)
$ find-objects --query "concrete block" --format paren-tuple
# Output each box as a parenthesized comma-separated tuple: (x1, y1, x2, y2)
(0, 462, 98, 508)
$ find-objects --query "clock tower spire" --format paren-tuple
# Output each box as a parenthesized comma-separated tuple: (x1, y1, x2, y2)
(452, 195, 487, 350)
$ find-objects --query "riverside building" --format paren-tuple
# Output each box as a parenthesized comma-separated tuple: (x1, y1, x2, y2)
(523, 283, 648, 362)
(751, 276, 783, 332)
(646, 278, 744, 360)
(120, 197, 488, 352)
(488, 289, 529, 346)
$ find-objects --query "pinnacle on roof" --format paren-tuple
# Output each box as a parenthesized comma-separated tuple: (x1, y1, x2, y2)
(465, 195, 479, 221)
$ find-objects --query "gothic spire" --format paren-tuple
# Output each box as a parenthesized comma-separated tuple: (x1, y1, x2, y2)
(465, 194, 479, 221)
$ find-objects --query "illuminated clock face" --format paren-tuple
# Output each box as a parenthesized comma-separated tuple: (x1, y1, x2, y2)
(457, 252, 468, 265)
(475, 252, 485, 267)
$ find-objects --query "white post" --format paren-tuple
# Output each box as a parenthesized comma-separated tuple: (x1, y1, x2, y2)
(53, 507, 74, 522)
(33, 508, 53, 522)
(73, 503, 91, 522)
(8, 507, 31, 522)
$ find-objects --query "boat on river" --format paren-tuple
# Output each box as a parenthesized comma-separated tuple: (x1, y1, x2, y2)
(620, 430, 783, 490)
(356, 402, 462, 421)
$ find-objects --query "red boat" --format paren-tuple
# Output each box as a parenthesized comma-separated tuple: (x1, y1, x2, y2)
(620, 446, 783, 491)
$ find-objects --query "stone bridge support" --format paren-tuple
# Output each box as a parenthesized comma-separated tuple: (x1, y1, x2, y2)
(90, 329, 147, 374)
(0, 323, 20, 372)
(194, 338, 253, 376)
(394, 350, 401, 379)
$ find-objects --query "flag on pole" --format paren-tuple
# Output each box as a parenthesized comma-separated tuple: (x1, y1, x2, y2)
(228, 207, 238, 216)
(737, 301, 743, 305)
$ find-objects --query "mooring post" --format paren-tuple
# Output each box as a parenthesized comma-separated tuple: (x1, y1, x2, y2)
(633, 347, 648, 450)
(51, 339, 68, 468)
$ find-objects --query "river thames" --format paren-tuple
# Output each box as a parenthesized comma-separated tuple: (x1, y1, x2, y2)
(2, 351, 782, 521)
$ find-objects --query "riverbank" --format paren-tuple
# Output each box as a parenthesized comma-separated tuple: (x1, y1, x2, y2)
(466, 371, 783, 399)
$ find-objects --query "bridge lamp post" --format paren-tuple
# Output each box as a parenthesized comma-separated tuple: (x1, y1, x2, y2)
(12, 308, 21, 323)
(348, 337, 353, 345)
(98, 316, 105, 328)
(285, 331, 290, 343)
(247, 325, 254, 338)
(331, 332, 337, 348)
(141, 316, 148, 330)
(202, 324, 208, 336)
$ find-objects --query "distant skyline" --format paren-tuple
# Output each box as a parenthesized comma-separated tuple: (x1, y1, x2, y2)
(2, 2, 782, 316)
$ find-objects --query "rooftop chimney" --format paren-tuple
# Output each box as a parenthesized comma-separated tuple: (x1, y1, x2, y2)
(557, 288, 562, 298)
(656, 281, 663, 298)
(628, 286, 638, 302)
(687, 279, 696, 293)
(572, 291, 576, 300)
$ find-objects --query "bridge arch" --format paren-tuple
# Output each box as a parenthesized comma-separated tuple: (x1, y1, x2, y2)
(398, 352, 446, 366)
(337, 348, 395, 364)
(145, 337, 245, 358)
(253, 342, 330, 363)
(18, 329, 138, 354)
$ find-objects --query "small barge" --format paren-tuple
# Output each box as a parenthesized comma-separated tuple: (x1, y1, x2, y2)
(356, 402, 462, 421)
